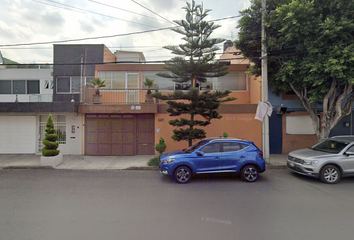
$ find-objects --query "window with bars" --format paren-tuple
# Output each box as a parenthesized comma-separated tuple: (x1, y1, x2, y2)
(38, 115, 66, 151)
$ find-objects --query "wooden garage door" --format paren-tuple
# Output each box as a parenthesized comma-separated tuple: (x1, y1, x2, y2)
(85, 114, 154, 156)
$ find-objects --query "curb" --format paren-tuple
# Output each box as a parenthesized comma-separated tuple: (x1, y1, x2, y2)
(1, 166, 54, 170)
(1, 165, 288, 170)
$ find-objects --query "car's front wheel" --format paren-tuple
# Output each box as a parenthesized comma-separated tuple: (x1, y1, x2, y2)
(320, 165, 341, 184)
(241, 165, 259, 182)
(174, 166, 192, 184)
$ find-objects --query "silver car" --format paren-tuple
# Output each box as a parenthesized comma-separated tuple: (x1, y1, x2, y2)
(287, 136, 354, 184)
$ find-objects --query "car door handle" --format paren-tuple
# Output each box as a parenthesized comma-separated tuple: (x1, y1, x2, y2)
(214, 157, 221, 160)
(240, 156, 246, 158)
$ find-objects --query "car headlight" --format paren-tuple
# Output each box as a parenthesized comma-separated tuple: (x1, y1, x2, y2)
(161, 158, 175, 164)
(303, 160, 319, 166)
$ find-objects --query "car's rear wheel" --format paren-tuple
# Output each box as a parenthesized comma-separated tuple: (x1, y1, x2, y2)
(241, 165, 259, 182)
(174, 166, 192, 184)
(320, 165, 341, 184)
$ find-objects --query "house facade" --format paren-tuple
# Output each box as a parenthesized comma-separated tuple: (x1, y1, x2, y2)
(268, 83, 354, 154)
(0, 66, 81, 154)
(0, 44, 264, 156)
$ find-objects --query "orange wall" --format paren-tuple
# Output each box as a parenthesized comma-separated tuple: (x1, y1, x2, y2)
(154, 113, 262, 154)
(249, 75, 262, 104)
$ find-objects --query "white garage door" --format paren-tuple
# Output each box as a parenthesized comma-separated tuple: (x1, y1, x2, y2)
(0, 116, 36, 154)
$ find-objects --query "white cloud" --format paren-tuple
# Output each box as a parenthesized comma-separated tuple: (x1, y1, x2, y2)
(0, 0, 251, 63)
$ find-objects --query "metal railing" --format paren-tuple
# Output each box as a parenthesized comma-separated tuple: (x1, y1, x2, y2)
(82, 88, 157, 104)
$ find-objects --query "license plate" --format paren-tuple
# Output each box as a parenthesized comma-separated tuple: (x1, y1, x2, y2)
(289, 162, 294, 167)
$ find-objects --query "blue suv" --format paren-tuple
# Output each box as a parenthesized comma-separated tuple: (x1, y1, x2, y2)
(159, 137, 266, 183)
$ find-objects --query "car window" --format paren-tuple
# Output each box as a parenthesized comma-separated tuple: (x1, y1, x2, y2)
(222, 142, 243, 152)
(184, 139, 210, 153)
(346, 145, 354, 153)
(310, 139, 349, 153)
(200, 143, 221, 154)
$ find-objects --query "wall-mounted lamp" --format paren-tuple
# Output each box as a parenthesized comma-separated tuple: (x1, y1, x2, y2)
(276, 104, 287, 114)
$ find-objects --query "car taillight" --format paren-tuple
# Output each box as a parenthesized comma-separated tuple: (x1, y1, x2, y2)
(257, 152, 263, 156)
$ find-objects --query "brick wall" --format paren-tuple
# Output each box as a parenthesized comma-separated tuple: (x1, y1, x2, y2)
(282, 112, 319, 153)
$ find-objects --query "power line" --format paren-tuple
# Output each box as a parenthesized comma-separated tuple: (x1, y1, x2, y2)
(131, 0, 177, 26)
(31, 0, 160, 28)
(0, 14, 241, 48)
(0, 27, 174, 47)
(88, 0, 168, 23)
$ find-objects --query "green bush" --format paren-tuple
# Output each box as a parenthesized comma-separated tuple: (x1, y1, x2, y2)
(147, 156, 160, 167)
(42, 114, 60, 157)
(154, 137, 166, 155)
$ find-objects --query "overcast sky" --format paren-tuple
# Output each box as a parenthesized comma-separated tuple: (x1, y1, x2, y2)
(0, 0, 251, 64)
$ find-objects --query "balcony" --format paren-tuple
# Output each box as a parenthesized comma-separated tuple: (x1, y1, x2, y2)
(79, 87, 158, 114)
(82, 88, 158, 105)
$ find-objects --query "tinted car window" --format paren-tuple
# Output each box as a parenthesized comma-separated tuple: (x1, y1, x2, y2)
(184, 139, 210, 153)
(201, 143, 221, 154)
(223, 142, 243, 152)
(310, 139, 349, 153)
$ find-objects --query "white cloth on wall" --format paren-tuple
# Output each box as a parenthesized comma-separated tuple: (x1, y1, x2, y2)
(255, 101, 273, 121)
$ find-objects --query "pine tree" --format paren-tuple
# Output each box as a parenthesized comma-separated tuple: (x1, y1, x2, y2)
(152, 0, 235, 146)
(42, 114, 60, 156)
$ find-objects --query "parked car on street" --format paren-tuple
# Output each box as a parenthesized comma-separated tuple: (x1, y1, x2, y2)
(287, 136, 354, 184)
(159, 137, 266, 184)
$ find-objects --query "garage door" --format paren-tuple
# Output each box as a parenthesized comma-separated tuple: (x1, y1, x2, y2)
(85, 114, 154, 156)
(0, 116, 36, 154)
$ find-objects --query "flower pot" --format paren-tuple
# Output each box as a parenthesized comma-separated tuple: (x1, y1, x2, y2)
(93, 94, 102, 104)
(40, 154, 63, 167)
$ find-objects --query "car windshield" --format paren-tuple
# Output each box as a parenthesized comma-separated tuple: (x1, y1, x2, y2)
(310, 139, 349, 153)
(183, 139, 211, 153)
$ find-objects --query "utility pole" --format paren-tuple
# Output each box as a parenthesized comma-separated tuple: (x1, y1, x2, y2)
(261, 0, 270, 164)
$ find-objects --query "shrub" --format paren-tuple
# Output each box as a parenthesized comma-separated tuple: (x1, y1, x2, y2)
(147, 156, 160, 167)
(42, 114, 60, 157)
(154, 137, 166, 155)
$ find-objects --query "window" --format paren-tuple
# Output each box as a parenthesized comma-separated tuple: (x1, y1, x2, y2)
(141, 71, 247, 92)
(142, 71, 175, 91)
(38, 114, 66, 151)
(97, 71, 135, 89)
(286, 115, 316, 135)
(223, 142, 244, 152)
(201, 143, 222, 154)
(56, 76, 92, 94)
(215, 73, 247, 91)
(0, 80, 40, 94)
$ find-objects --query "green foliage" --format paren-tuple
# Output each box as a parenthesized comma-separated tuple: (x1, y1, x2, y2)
(156, 0, 229, 84)
(42, 114, 60, 157)
(236, 0, 354, 139)
(223, 132, 228, 137)
(151, 0, 236, 146)
(147, 156, 160, 167)
(143, 77, 157, 94)
(88, 78, 106, 94)
(154, 137, 167, 155)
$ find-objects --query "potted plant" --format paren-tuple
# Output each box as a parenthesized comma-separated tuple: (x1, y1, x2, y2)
(143, 77, 157, 103)
(88, 78, 106, 104)
(40, 114, 63, 167)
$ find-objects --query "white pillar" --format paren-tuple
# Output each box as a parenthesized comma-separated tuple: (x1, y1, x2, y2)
(261, 0, 270, 164)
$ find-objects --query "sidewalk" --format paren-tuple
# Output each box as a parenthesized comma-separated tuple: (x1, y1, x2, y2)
(0, 154, 288, 170)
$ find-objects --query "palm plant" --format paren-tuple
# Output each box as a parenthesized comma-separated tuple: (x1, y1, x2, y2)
(88, 78, 106, 95)
(143, 78, 157, 95)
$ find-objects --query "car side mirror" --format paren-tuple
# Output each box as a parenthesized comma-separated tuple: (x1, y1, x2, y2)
(345, 151, 354, 156)
(196, 150, 204, 156)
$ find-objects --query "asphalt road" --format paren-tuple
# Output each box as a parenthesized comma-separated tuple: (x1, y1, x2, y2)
(1, 169, 354, 240)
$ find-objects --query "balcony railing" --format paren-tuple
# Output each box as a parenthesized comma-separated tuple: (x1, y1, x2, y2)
(82, 88, 157, 104)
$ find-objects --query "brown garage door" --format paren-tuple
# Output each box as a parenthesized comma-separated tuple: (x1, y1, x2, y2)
(85, 114, 154, 156)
